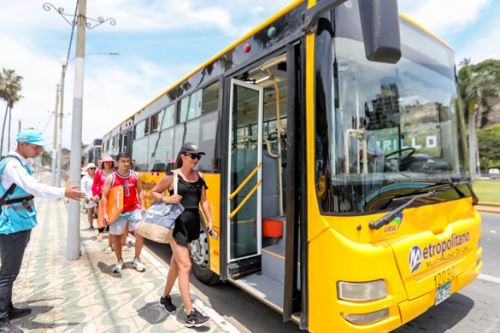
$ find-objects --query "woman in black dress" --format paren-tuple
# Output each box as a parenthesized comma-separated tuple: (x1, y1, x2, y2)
(150, 143, 214, 327)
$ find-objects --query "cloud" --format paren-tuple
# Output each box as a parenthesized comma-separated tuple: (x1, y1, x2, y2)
(87, 0, 235, 34)
(0, 0, 294, 151)
(457, 21, 500, 63)
(0, 33, 190, 149)
(400, 0, 491, 36)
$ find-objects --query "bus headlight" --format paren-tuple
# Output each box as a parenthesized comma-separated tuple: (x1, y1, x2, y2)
(341, 308, 389, 325)
(338, 280, 387, 301)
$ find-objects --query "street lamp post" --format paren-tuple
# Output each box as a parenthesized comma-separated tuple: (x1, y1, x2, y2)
(66, 0, 87, 260)
(51, 83, 59, 186)
(55, 61, 66, 187)
(44, 1, 115, 260)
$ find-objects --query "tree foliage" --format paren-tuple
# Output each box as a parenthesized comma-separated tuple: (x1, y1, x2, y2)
(0, 68, 23, 155)
(478, 123, 500, 169)
(458, 58, 500, 176)
(458, 58, 500, 124)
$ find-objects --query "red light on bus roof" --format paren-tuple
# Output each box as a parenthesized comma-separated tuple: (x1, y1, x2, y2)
(243, 43, 251, 53)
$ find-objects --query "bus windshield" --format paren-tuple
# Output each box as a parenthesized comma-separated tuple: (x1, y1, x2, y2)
(314, 3, 470, 214)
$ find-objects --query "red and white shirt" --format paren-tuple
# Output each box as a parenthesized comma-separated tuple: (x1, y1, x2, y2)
(111, 170, 140, 213)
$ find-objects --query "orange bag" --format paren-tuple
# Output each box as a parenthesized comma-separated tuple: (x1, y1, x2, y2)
(106, 186, 124, 224)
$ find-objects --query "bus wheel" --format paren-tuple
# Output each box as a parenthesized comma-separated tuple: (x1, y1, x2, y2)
(190, 228, 220, 285)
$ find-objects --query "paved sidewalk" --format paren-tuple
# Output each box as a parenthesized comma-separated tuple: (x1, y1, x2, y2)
(10, 198, 231, 332)
(476, 204, 500, 214)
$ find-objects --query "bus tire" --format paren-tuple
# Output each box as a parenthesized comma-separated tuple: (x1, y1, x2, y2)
(190, 227, 220, 285)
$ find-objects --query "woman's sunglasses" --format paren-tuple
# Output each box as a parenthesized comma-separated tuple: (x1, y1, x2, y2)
(187, 153, 202, 160)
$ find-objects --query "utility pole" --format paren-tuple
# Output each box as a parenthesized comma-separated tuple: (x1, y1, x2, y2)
(43, 1, 115, 261)
(66, 0, 87, 260)
(56, 63, 66, 187)
(51, 83, 60, 185)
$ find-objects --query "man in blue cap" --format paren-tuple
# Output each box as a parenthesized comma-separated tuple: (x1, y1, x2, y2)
(0, 129, 85, 332)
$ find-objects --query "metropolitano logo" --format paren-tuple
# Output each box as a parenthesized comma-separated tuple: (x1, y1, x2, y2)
(408, 232, 470, 274)
(409, 245, 422, 273)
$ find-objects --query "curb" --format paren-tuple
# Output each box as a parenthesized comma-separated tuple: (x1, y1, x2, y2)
(477, 208, 500, 214)
(479, 202, 500, 207)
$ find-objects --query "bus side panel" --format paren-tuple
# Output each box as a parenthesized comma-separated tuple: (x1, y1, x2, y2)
(203, 173, 221, 275)
(138, 171, 164, 208)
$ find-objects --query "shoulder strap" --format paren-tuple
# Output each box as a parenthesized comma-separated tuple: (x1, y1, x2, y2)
(173, 171, 179, 196)
(0, 184, 17, 205)
(0, 155, 23, 204)
(1, 154, 23, 165)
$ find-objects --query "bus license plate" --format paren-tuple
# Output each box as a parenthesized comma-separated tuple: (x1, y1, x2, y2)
(435, 281, 451, 305)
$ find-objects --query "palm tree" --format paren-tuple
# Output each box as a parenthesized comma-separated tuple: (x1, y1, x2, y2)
(458, 59, 500, 178)
(0, 68, 23, 155)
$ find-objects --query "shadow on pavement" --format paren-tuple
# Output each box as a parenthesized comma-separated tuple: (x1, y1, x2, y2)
(393, 293, 474, 332)
(97, 261, 122, 278)
(136, 301, 169, 324)
(13, 304, 79, 330)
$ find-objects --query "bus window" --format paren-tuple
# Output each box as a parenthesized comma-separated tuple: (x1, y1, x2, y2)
(149, 127, 174, 171)
(198, 111, 218, 171)
(180, 89, 202, 122)
(144, 117, 150, 135)
(134, 120, 146, 140)
(202, 82, 219, 114)
(161, 104, 176, 130)
(173, 124, 184, 158)
(147, 131, 159, 170)
(132, 136, 148, 171)
(150, 112, 160, 133)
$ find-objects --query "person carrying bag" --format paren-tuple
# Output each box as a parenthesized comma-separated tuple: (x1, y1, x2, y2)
(137, 171, 184, 243)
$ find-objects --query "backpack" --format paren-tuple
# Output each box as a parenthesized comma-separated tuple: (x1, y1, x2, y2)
(0, 155, 35, 213)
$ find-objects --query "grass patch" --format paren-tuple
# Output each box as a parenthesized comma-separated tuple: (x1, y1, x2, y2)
(473, 180, 500, 203)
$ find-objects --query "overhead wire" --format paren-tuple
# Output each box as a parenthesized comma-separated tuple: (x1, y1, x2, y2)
(64, 0, 79, 69)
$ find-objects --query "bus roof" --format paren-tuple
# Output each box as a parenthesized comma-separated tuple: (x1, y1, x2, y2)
(399, 12, 453, 51)
(106, 1, 452, 138)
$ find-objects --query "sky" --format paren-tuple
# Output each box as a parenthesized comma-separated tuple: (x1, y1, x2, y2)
(0, 0, 499, 152)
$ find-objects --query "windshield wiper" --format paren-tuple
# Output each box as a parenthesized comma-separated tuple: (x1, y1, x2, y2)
(413, 179, 478, 205)
(369, 191, 437, 230)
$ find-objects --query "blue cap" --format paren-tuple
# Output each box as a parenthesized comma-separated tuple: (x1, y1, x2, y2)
(16, 129, 51, 146)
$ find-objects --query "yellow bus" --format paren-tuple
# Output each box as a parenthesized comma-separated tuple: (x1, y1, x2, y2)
(100, 0, 482, 331)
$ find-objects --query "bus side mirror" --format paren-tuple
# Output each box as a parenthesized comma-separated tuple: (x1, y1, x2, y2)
(358, 0, 401, 64)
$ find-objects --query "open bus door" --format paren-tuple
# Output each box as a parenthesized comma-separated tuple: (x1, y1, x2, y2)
(226, 79, 264, 276)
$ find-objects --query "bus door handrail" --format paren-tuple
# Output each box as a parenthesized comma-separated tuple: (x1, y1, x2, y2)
(228, 163, 262, 200)
(228, 180, 262, 220)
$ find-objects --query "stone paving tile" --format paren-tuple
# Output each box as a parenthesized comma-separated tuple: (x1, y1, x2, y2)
(10, 199, 227, 332)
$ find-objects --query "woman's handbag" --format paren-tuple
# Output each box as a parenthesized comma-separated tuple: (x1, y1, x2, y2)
(137, 171, 184, 244)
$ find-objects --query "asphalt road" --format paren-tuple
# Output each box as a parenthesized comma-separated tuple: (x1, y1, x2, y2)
(145, 212, 500, 333)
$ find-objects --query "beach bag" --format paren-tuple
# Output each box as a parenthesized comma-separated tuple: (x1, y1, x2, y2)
(106, 186, 124, 224)
(96, 185, 124, 225)
(137, 171, 184, 243)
